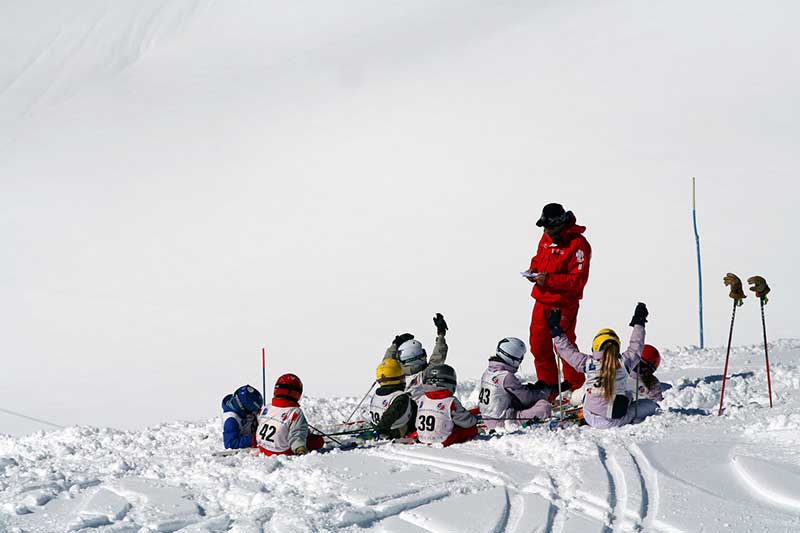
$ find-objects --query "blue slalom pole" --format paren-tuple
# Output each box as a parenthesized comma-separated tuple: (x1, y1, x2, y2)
(692, 177, 704, 348)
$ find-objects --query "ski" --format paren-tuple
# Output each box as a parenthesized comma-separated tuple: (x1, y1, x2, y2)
(211, 449, 255, 457)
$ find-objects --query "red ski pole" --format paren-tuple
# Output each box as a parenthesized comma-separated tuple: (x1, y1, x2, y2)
(720, 273, 746, 416)
(759, 299, 773, 408)
(262, 347, 267, 403)
(748, 276, 773, 408)
(718, 300, 738, 416)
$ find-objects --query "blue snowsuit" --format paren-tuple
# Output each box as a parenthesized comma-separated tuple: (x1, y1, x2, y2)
(222, 394, 258, 449)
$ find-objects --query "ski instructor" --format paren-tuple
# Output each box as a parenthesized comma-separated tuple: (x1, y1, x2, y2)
(524, 202, 591, 397)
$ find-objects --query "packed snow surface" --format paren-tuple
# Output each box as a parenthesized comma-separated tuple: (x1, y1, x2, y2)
(3, 342, 800, 532)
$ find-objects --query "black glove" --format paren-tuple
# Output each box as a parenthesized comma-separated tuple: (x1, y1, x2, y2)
(629, 302, 648, 327)
(433, 313, 448, 336)
(393, 333, 414, 347)
(547, 309, 564, 338)
(526, 380, 550, 392)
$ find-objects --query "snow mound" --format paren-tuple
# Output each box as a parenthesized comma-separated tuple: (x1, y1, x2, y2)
(730, 455, 800, 511)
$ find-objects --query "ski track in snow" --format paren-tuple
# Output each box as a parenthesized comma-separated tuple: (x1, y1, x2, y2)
(3, 341, 800, 532)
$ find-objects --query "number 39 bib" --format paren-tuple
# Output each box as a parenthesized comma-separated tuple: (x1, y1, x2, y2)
(416, 396, 455, 444)
(256, 405, 300, 454)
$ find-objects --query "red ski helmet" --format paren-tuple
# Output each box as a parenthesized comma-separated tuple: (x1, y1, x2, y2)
(641, 345, 661, 371)
(274, 373, 303, 401)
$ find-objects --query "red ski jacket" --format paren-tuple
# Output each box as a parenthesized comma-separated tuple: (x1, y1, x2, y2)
(528, 215, 591, 306)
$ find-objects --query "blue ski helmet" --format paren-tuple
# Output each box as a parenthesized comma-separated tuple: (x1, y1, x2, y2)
(233, 385, 263, 414)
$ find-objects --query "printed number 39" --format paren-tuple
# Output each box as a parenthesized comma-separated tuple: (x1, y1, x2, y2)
(416, 415, 435, 432)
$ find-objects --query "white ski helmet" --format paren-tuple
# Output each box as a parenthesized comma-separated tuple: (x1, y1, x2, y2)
(398, 339, 427, 372)
(423, 364, 458, 394)
(495, 337, 526, 369)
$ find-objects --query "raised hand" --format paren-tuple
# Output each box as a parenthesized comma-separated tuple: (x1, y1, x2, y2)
(433, 313, 448, 336)
(629, 302, 648, 327)
(393, 333, 414, 347)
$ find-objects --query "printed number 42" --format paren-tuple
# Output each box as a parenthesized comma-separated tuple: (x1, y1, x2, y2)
(259, 424, 276, 442)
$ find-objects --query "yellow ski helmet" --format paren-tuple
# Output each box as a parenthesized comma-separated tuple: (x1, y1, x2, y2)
(592, 328, 620, 353)
(376, 359, 404, 386)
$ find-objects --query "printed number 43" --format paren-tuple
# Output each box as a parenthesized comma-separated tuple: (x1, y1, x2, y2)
(479, 388, 491, 405)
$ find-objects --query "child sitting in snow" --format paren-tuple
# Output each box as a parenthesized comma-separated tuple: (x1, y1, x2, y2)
(369, 359, 417, 439)
(547, 303, 659, 428)
(416, 364, 478, 446)
(630, 344, 664, 402)
(479, 337, 553, 431)
(221, 384, 263, 449)
(255, 374, 325, 456)
(383, 313, 448, 400)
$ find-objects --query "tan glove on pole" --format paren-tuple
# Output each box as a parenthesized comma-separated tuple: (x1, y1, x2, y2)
(723, 273, 746, 306)
(747, 275, 770, 304)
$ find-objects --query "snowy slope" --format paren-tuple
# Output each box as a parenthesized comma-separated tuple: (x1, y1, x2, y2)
(2, 0, 800, 436)
(3, 341, 800, 532)
(2, 2, 799, 530)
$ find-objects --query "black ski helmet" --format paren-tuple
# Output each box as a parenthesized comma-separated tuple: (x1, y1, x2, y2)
(423, 364, 458, 394)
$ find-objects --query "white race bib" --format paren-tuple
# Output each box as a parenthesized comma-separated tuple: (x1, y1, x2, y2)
(256, 405, 300, 454)
(478, 369, 511, 419)
(416, 396, 455, 444)
(369, 389, 407, 426)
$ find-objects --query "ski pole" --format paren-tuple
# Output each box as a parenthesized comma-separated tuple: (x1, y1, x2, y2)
(307, 423, 346, 446)
(718, 299, 739, 416)
(759, 296, 774, 408)
(261, 347, 267, 403)
(748, 276, 773, 408)
(553, 341, 564, 423)
(344, 380, 376, 424)
(720, 273, 746, 416)
(0, 407, 65, 429)
(635, 368, 640, 420)
(324, 427, 375, 437)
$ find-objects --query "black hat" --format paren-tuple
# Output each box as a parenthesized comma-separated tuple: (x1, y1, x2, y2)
(536, 203, 568, 228)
